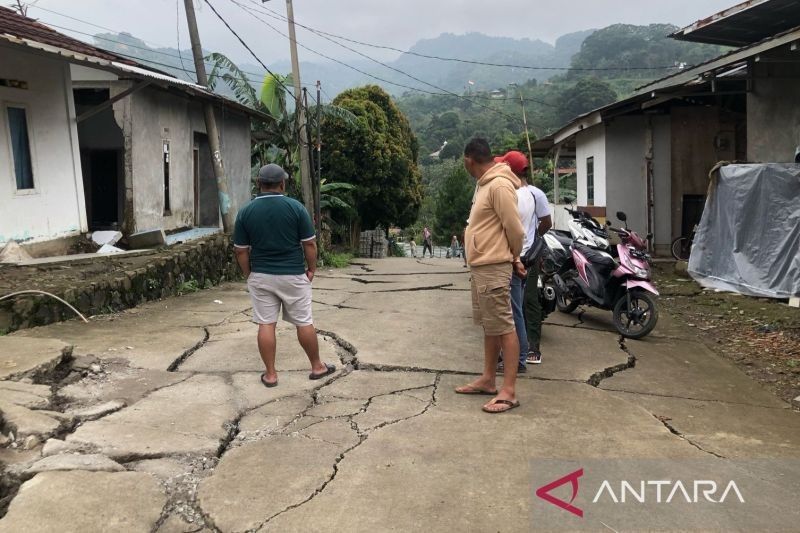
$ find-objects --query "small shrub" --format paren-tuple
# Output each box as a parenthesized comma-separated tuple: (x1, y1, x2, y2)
(390, 241, 406, 257)
(177, 279, 201, 295)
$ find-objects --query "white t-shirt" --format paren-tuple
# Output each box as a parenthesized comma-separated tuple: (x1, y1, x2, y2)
(517, 185, 552, 254)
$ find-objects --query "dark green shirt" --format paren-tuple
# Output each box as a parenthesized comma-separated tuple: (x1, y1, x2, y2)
(233, 193, 315, 275)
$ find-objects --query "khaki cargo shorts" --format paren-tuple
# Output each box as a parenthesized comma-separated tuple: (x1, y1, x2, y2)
(247, 273, 313, 326)
(470, 263, 514, 336)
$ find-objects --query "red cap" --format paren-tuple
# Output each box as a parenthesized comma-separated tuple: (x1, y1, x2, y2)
(494, 151, 529, 175)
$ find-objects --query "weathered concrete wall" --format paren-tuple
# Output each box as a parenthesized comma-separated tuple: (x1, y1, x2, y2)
(0, 45, 86, 246)
(670, 106, 738, 240)
(748, 62, 800, 163)
(0, 235, 239, 333)
(129, 89, 251, 233)
(652, 116, 672, 253)
(575, 125, 606, 207)
(605, 116, 647, 237)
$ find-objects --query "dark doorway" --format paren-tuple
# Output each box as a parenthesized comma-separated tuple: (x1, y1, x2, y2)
(681, 194, 706, 237)
(193, 132, 219, 227)
(74, 88, 125, 230)
(87, 150, 120, 227)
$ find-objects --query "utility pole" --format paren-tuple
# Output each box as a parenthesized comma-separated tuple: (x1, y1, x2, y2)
(283, 0, 313, 216)
(517, 87, 535, 185)
(315, 80, 322, 239)
(183, 0, 235, 233)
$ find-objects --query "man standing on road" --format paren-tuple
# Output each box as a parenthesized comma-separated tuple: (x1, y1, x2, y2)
(455, 138, 526, 414)
(494, 151, 536, 375)
(422, 227, 434, 258)
(233, 164, 336, 388)
(516, 156, 552, 365)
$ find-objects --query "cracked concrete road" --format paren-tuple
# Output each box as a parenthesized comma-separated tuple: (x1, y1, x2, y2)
(1, 258, 799, 532)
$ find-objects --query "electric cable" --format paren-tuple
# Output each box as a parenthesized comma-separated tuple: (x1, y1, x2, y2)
(246, 0, 679, 73)
(229, 0, 522, 123)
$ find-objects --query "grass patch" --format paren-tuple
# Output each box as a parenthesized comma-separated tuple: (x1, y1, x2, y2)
(321, 250, 354, 269)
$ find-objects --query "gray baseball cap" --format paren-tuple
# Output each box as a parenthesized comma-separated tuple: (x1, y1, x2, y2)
(257, 163, 288, 184)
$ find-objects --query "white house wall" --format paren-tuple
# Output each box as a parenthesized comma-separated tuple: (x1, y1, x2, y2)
(0, 46, 86, 245)
(129, 88, 251, 233)
(575, 125, 606, 207)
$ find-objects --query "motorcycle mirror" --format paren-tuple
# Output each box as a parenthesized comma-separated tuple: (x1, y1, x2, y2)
(562, 197, 574, 205)
(605, 220, 612, 227)
(646, 233, 653, 241)
(616, 211, 627, 222)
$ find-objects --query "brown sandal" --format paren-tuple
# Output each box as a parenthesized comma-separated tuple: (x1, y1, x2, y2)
(482, 398, 520, 414)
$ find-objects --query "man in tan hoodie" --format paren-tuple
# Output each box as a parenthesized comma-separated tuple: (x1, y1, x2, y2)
(455, 138, 526, 413)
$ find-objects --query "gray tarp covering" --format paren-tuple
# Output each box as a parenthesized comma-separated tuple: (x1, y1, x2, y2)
(688, 164, 800, 299)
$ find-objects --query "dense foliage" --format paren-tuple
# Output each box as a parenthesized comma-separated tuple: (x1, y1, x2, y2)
(321, 85, 423, 229)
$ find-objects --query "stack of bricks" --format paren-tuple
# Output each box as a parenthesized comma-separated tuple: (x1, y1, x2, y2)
(359, 228, 388, 258)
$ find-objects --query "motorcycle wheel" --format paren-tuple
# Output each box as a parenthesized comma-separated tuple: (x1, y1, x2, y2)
(613, 289, 659, 339)
(555, 288, 579, 314)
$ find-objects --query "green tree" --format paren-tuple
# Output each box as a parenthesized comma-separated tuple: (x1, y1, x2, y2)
(556, 77, 618, 124)
(433, 160, 474, 243)
(321, 85, 423, 229)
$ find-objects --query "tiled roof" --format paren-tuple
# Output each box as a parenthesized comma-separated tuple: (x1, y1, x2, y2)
(0, 6, 135, 64)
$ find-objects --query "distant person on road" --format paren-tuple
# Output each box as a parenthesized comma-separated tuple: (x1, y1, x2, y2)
(409, 239, 417, 258)
(233, 164, 336, 388)
(450, 235, 461, 259)
(422, 227, 433, 258)
(455, 138, 525, 414)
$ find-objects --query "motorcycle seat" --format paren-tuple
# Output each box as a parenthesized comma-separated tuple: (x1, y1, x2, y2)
(574, 243, 616, 270)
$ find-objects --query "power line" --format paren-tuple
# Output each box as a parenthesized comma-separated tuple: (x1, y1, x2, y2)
(245, 0, 679, 73)
(229, 0, 522, 124)
(175, 0, 191, 79)
(32, 18, 276, 83)
(202, 0, 296, 98)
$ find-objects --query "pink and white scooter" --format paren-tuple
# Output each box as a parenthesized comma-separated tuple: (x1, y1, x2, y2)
(552, 211, 659, 339)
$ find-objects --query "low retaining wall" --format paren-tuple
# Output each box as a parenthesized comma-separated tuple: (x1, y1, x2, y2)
(0, 235, 239, 333)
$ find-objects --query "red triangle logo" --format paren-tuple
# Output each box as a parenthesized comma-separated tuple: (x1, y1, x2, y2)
(535, 468, 584, 518)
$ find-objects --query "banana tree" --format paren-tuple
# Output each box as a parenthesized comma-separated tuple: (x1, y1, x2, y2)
(207, 53, 356, 199)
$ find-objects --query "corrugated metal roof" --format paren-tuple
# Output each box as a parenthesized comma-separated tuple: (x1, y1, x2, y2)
(0, 6, 268, 120)
(0, 6, 136, 64)
(637, 24, 800, 94)
(671, 0, 800, 47)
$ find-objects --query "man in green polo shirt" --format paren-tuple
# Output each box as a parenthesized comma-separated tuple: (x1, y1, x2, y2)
(233, 164, 336, 388)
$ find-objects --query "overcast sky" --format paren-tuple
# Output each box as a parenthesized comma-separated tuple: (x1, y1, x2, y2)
(29, 0, 736, 65)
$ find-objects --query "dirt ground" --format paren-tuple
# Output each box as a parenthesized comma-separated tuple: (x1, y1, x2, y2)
(656, 264, 800, 405)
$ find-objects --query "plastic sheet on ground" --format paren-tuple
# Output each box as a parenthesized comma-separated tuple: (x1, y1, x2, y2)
(688, 164, 800, 299)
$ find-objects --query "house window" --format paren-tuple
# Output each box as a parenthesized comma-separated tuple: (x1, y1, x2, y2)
(586, 156, 595, 206)
(7, 106, 34, 190)
(163, 140, 171, 215)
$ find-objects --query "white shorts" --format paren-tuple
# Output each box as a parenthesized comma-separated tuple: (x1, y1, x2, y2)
(247, 273, 313, 326)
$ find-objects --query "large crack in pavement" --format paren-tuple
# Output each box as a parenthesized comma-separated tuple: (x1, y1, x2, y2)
(167, 327, 210, 372)
(653, 415, 726, 459)
(250, 375, 442, 530)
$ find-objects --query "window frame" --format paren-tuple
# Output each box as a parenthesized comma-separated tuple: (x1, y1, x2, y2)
(3, 102, 38, 195)
(586, 156, 595, 207)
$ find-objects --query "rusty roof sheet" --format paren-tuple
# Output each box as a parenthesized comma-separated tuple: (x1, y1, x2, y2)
(0, 6, 268, 120)
(0, 6, 135, 64)
(671, 0, 800, 47)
